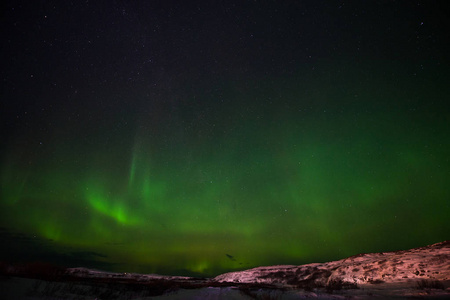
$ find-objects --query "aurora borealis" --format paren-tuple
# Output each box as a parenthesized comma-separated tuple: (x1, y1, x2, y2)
(1, 1, 449, 277)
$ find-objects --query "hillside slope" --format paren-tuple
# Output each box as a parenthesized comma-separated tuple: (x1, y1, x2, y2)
(214, 241, 450, 291)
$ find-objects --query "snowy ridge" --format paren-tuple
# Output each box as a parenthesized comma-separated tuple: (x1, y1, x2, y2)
(66, 267, 194, 282)
(214, 241, 450, 288)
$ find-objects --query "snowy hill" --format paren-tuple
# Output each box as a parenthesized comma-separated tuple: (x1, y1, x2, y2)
(214, 241, 450, 287)
(1, 241, 449, 299)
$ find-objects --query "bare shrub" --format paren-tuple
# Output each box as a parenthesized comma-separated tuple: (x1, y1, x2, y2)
(416, 280, 445, 290)
(325, 279, 358, 293)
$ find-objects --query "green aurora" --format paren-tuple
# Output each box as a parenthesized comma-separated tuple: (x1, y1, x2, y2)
(1, 64, 449, 276)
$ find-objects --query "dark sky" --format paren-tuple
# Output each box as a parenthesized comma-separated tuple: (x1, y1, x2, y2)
(1, 1, 450, 276)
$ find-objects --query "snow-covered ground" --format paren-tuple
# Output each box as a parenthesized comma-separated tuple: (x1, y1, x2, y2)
(1, 241, 449, 299)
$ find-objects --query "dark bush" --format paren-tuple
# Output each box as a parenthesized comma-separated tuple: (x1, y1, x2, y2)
(326, 279, 358, 293)
(416, 280, 445, 290)
(368, 278, 384, 284)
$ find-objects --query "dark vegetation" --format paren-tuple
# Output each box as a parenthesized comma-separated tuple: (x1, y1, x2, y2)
(428, 254, 450, 264)
(0, 261, 65, 280)
(258, 266, 359, 292)
(239, 287, 283, 300)
(325, 278, 358, 293)
(416, 279, 445, 290)
(368, 278, 385, 284)
(25, 279, 181, 299)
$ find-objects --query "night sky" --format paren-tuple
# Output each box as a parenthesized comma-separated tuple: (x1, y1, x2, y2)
(1, 1, 449, 277)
